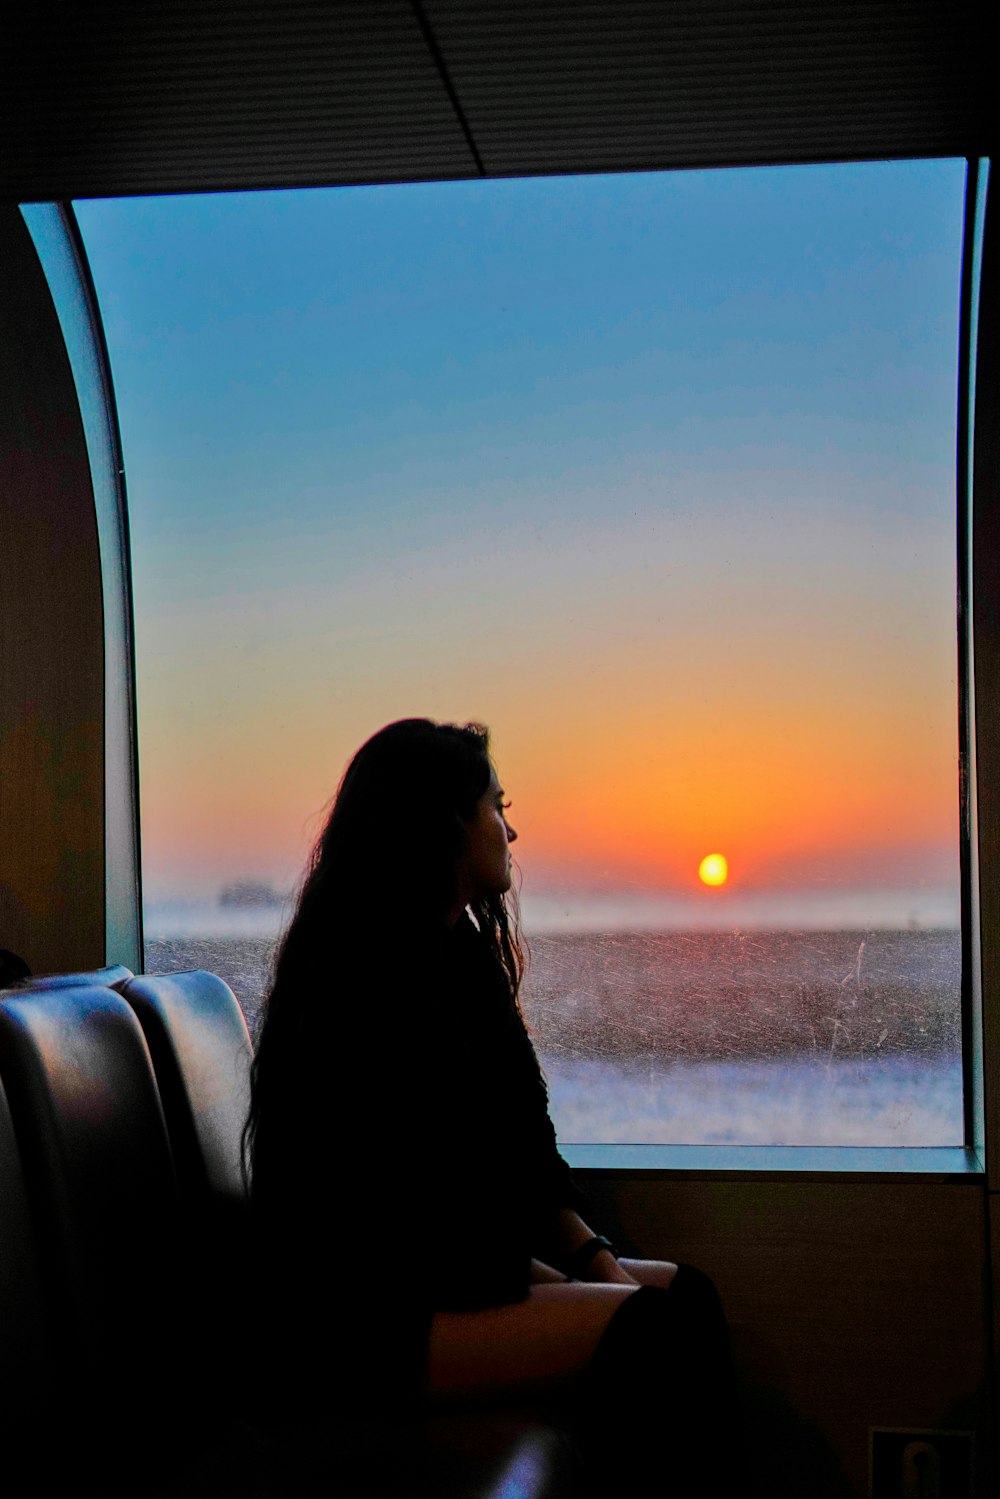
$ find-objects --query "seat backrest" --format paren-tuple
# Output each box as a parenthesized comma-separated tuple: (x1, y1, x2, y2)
(0, 1077, 48, 1397)
(0, 1075, 65, 1481)
(120, 970, 253, 1200)
(9, 962, 134, 993)
(120, 970, 261, 1442)
(0, 984, 179, 1371)
(0, 982, 243, 1486)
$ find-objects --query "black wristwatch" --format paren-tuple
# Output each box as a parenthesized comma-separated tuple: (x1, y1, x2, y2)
(568, 1235, 618, 1278)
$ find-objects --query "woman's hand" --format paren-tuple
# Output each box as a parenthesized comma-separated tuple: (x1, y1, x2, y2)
(557, 1208, 639, 1285)
(530, 1257, 570, 1284)
(584, 1249, 639, 1285)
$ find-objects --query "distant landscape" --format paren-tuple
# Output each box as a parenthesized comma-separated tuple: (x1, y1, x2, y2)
(522, 928, 961, 1063)
(145, 926, 961, 1062)
(144, 926, 963, 1146)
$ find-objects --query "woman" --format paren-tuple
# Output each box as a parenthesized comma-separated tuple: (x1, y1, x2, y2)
(245, 719, 736, 1492)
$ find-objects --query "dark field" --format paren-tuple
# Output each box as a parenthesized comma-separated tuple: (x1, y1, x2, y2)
(522, 928, 961, 1063)
(145, 927, 961, 1065)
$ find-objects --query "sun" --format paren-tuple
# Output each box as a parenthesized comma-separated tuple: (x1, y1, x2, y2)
(698, 853, 728, 888)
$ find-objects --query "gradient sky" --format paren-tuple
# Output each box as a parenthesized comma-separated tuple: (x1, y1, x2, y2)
(75, 160, 966, 924)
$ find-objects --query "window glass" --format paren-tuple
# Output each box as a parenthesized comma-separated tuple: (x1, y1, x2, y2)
(76, 160, 966, 1146)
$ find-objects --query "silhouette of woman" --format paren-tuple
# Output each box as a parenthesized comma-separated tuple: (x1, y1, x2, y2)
(245, 719, 737, 1494)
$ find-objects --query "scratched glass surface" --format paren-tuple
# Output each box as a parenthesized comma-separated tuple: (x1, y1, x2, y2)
(145, 927, 962, 1145)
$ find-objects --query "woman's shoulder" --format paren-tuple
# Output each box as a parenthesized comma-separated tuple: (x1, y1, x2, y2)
(441, 914, 514, 1003)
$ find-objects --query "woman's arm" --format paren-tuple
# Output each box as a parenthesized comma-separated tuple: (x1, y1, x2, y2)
(556, 1208, 638, 1286)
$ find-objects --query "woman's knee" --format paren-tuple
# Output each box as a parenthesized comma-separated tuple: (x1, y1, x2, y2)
(577, 1273, 741, 1496)
(617, 1256, 678, 1289)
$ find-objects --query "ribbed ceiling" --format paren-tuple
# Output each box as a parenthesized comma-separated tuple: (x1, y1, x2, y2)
(1, 0, 991, 202)
(426, 1, 989, 174)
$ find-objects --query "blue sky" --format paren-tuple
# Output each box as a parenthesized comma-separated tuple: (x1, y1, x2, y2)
(80, 162, 962, 545)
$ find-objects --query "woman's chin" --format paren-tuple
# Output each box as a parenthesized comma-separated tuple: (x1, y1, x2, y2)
(469, 868, 513, 902)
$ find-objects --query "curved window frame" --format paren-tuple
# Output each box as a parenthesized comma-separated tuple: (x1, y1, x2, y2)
(20, 203, 143, 974)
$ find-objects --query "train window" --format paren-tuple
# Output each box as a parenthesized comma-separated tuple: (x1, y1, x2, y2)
(76, 158, 967, 1149)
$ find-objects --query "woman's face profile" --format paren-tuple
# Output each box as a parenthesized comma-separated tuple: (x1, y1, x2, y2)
(457, 765, 518, 905)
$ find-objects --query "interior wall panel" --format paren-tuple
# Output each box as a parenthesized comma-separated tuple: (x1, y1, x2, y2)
(579, 1170, 992, 1497)
(3, 0, 474, 200)
(0, 1, 989, 201)
(20, 205, 143, 975)
(425, 0, 986, 177)
(0, 206, 104, 976)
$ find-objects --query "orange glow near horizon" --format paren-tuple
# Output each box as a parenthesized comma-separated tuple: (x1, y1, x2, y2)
(133, 593, 961, 900)
(136, 674, 960, 899)
(129, 412, 961, 908)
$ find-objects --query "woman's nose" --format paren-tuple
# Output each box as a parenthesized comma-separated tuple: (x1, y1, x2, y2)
(505, 819, 518, 843)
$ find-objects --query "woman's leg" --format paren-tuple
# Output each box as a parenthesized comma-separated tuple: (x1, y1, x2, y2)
(579, 1270, 740, 1497)
(529, 1256, 570, 1284)
(424, 1260, 690, 1404)
(528, 1249, 678, 1290)
(426, 1265, 739, 1496)
(424, 1281, 639, 1406)
(617, 1257, 678, 1289)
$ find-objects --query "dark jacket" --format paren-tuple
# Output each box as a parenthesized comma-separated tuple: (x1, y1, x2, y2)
(252, 913, 584, 1409)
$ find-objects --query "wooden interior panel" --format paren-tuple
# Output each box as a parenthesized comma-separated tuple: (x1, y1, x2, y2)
(0, 206, 104, 976)
(579, 1170, 991, 1496)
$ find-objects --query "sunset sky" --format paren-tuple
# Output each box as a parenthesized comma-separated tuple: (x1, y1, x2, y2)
(75, 159, 966, 929)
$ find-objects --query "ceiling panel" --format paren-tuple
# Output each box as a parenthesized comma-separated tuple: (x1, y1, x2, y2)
(3, 0, 474, 200)
(428, 0, 987, 175)
(1, 0, 990, 202)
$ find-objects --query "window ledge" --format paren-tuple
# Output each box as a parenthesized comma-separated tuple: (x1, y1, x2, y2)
(561, 1142, 984, 1178)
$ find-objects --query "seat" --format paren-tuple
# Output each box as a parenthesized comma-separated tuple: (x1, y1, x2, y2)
(119, 969, 252, 1200)
(0, 983, 185, 1489)
(152, 1413, 582, 1498)
(0, 1078, 50, 1470)
(414, 1415, 583, 1499)
(0, 969, 586, 1496)
(119, 969, 257, 1442)
(0, 984, 178, 1310)
(10, 962, 134, 992)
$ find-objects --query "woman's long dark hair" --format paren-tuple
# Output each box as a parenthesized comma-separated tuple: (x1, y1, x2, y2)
(243, 718, 524, 1192)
